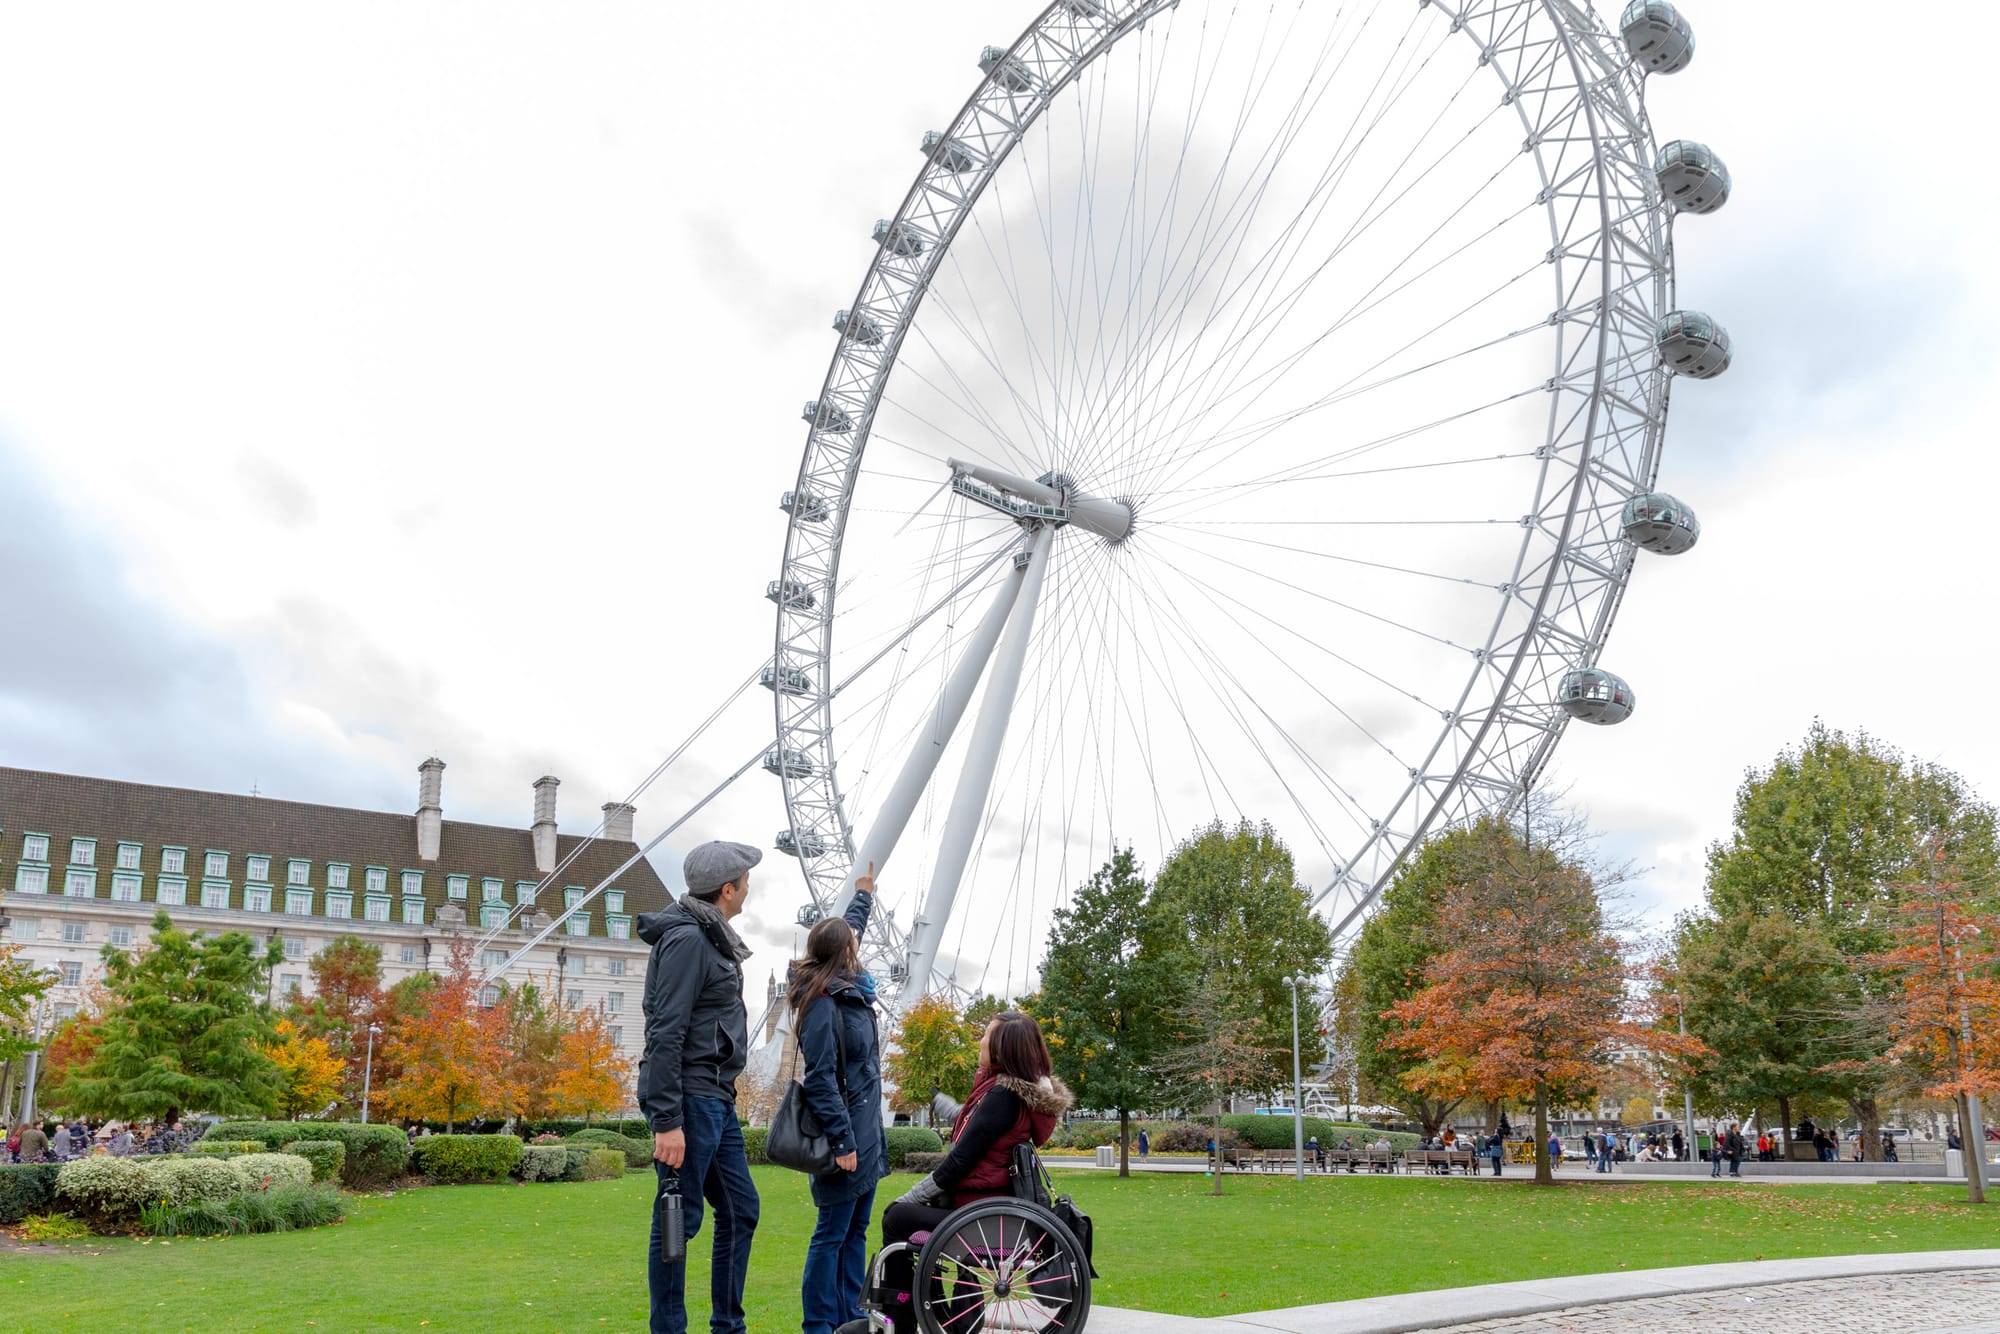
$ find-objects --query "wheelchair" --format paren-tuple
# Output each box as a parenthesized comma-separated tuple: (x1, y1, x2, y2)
(850, 1195, 1094, 1334)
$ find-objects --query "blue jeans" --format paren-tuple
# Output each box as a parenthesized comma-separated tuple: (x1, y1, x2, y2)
(802, 1184, 877, 1334)
(650, 1097, 760, 1334)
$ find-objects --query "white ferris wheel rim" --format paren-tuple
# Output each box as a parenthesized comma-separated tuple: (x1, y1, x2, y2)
(772, 0, 1680, 992)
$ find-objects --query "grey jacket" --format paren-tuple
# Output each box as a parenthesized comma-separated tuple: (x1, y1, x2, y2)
(638, 898, 752, 1132)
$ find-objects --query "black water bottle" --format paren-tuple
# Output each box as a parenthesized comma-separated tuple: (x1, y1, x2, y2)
(658, 1177, 686, 1262)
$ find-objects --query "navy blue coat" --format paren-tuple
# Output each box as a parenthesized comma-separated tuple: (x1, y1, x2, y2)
(795, 891, 886, 1207)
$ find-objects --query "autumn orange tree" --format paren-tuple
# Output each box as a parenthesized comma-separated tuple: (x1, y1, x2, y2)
(1386, 811, 1695, 1185)
(377, 943, 509, 1131)
(551, 1000, 632, 1121)
(263, 1018, 347, 1117)
(885, 994, 979, 1111)
(1867, 837, 2000, 1204)
(288, 935, 388, 1110)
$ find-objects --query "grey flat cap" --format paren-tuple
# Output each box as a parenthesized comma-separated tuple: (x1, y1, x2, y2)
(683, 840, 763, 897)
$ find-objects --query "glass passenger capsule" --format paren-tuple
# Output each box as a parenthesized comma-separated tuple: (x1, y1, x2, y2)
(766, 578, 818, 611)
(1656, 310, 1732, 379)
(1621, 493, 1701, 556)
(777, 831, 829, 860)
(761, 664, 814, 697)
(979, 46, 1035, 93)
(780, 489, 831, 524)
(762, 747, 816, 779)
(801, 400, 853, 433)
(1558, 669, 1637, 726)
(1656, 140, 1731, 215)
(796, 901, 824, 926)
(833, 308, 886, 346)
(922, 131, 979, 175)
(872, 219, 926, 258)
(1620, 0, 1695, 75)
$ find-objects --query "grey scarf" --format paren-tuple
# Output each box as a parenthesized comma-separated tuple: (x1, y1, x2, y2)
(682, 892, 754, 962)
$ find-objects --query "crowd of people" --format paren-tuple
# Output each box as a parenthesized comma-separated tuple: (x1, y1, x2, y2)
(5, 1117, 197, 1162)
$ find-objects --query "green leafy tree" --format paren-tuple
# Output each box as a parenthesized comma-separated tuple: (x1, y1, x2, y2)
(1342, 826, 1504, 1135)
(1035, 848, 1168, 1175)
(885, 995, 978, 1112)
(64, 911, 285, 1123)
(0, 933, 55, 1068)
(1151, 973, 1281, 1196)
(1702, 726, 1998, 1157)
(1666, 907, 1859, 1149)
(1142, 820, 1334, 1099)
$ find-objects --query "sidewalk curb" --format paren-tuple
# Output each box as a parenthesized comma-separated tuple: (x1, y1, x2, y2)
(1091, 1249, 2000, 1333)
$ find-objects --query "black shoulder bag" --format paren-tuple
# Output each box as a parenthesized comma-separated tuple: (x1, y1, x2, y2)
(766, 1000, 849, 1178)
(1008, 1141, 1097, 1277)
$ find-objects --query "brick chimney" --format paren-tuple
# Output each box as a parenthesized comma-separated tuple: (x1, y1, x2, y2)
(532, 775, 560, 874)
(416, 757, 445, 861)
(601, 801, 637, 843)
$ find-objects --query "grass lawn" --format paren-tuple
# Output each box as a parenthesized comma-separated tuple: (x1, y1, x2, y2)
(2, 1168, 1997, 1330)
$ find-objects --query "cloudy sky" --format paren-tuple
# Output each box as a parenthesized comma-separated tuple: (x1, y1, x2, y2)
(3, 2, 1996, 1000)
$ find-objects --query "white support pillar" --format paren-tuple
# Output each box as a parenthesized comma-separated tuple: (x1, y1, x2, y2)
(829, 546, 1031, 920)
(900, 523, 1055, 1002)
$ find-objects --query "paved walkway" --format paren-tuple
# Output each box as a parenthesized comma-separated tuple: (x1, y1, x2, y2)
(1091, 1250, 2000, 1334)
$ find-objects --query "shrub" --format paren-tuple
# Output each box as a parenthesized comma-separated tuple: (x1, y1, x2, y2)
(207, 1121, 408, 1188)
(281, 1140, 347, 1184)
(580, 1149, 626, 1181)
(565, 1128, 649, 1169)
(190, 1140, 264, 1157)
(143, 1157, 250, 1206)
(1049, 1121, 1125, 1151)
(560, 1146, 592, 1182)
(141, 1196, 244, 1238)
(884, 1127, 945, 1169)
(20, 1211, 93, 1242)
(225, 1187, 284, 1233)
(517, 1145, 570, 1182)
(233, 1154, 314, 1192)
(0, 1164, 61, 1225)
(742, 1126, 768, 1164)
(412, 1133, 525, 1184)
(55, 1157, 155, 1222)
(904, 1151, 946, 1174)
(261, 1181, 345, 1229)
(531, 1132, 563, 1145)
(523, 1118, 651, 1140)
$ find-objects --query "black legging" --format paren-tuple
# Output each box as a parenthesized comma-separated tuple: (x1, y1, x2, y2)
(877, 1201, 956, 1334)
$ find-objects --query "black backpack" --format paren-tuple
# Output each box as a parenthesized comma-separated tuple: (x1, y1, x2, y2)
(1007, 1142, 1097, 1277)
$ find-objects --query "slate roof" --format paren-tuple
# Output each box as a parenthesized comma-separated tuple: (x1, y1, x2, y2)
(0, 765, 671, 929)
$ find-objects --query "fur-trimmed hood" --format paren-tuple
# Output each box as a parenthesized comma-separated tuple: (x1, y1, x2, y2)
(994, 1073, 1073, 1118)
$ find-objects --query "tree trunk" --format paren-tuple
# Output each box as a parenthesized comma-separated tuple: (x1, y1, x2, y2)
(1533, 1081, 1552, 1186)
(1852, 1095, 1882, 1163)
(1118, 1108, 1130, 1179)
(1777, 1096, 1792, 1154)
(1212, 1104, 1225, 1196)
(1955, 1091, 1988, 1205)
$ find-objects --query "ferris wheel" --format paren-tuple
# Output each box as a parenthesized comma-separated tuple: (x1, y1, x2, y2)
(768, 0, 1730, 1000)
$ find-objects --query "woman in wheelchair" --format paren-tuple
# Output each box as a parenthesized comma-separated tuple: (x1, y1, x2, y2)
(840, 1010, 1082, 1334)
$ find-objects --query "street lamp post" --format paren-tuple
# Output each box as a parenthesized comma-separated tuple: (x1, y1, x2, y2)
(19, 969, 65, 1126)
(1282, 976, 1305, 1183)
(1674, 991, 1696, 1162)
(362, 1023, 382, 1124)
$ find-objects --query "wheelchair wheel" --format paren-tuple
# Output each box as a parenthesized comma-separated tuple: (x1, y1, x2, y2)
(912, 1198, 1091, 1334)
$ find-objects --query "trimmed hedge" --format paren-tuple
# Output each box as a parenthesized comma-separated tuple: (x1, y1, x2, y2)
(206, 1121, 409, 1188)
(904, 1151, 946, 1175)
(560, 1145, 592, 1183)
(565, 1128, 649, 1169)
(234, 1154, 314, 1191)
(281, 1140, 346, 1184)
(884, 1127, 944, 1168)
(580, 1149, 626, 1181)
(517, 1145, 570, 1182)
(523, 1118, 651, 1140)
(0, 1163, 60, 1225)
(411, 1133, 524, 1184)
(743, 1126, 768, 1164)
(146, 1158, 250, 1206)
(191, 1140, 265, 1157)
(55, 1158, 155, 1222)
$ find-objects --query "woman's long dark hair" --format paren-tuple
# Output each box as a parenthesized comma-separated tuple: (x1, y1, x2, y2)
(788, 917, 858, 1019)
(983, 1010, 1053, 1082)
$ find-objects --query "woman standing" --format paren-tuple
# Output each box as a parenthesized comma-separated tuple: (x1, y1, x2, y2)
(871, 1011, 1073, 1334)
(792, 866, 886, 1334)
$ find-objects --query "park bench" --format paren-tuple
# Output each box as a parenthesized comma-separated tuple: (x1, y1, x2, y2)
(1258, 1149, 1313, 1173)
(1405, 1149, 1479, 1175)
(1206, 1147, 1252, 1172)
